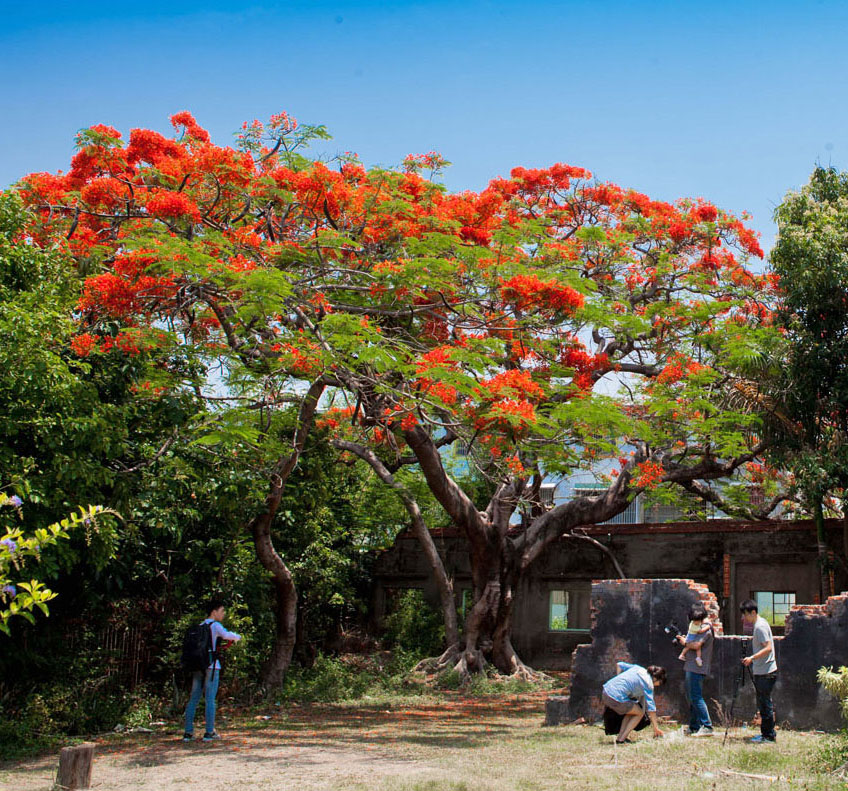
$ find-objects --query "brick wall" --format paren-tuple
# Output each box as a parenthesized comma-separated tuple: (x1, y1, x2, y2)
(546, 579, 848, 731)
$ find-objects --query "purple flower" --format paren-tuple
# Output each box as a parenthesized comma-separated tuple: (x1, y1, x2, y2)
(7, 495, 22, 508)
(0, 538, 17, 554)
(2, 585, 15, 597)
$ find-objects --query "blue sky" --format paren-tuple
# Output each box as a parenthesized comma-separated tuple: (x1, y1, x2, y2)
(4, 0, 848, 255)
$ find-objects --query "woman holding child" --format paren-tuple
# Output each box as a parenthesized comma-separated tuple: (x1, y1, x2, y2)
(676, 603, 715, 737)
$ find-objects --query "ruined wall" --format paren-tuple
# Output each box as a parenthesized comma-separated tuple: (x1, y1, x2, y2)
(372, 522, 848, 670)
(546, 579, 848, 731)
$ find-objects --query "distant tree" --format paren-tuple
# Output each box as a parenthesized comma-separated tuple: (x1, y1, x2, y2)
(769, 166, 848, 595)
(16, 112, 780, 680)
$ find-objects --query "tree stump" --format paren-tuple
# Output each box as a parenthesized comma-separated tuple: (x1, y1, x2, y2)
(55, 743, 95, 790)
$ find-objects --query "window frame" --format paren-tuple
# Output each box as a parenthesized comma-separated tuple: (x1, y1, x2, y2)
(752, 590, 796, 627)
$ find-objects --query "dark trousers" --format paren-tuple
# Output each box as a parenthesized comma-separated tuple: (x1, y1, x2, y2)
(753, 673, 777, 740)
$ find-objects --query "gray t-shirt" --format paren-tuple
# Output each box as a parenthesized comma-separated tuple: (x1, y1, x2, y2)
(752, 616, 778, 675)
(683, 625, 714, 676)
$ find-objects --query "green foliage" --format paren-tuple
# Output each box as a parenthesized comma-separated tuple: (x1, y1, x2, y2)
(769, 166, 848, 510)
(434, 668, 463, 690)
(0, 493, 116, 633)
(466, 672, 548, 696)
(818, 666, 848, 721)
(278, 651, 420, 703)
(0, 680, 170, 758)
(382, 589, 445, 657)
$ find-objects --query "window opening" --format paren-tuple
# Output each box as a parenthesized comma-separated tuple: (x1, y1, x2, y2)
(549, 590, 569, 631)
(753, 591, 795, 626)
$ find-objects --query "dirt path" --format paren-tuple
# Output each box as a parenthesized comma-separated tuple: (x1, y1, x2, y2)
(2, 694, 546, 791)
(7, 741, 438, 791)
(5, 693, 839, 791)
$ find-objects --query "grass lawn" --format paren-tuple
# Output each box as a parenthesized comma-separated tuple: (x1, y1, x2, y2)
(2, 691, 845, 790)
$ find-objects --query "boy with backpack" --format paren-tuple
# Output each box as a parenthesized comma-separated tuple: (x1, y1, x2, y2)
(182, 598, 241, 742)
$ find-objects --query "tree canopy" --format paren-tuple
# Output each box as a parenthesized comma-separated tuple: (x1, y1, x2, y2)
(16, 111, 781, 675)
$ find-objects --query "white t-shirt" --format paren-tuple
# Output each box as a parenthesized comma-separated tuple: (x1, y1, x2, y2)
(202, 618, 241, 670)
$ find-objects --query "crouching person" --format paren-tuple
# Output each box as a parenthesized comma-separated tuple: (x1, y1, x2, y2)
(601, 661, 666, 744)
(182, 598, 241, 742)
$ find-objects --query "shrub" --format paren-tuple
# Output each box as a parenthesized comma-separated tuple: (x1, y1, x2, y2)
(817, 666, 848, 775)
(278, 651, 423, 703)
(818, 666, 848, 721)
(382, 589, 444, 656)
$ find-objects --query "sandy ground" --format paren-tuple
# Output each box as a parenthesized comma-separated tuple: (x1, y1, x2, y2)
(0, 695, 512, 791)
(3, 693, 841, 791)
(4, 736, 441, 791)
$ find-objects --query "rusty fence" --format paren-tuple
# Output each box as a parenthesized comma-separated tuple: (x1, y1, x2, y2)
(64, 626, 154, 689)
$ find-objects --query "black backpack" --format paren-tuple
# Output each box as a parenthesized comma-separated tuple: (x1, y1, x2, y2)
(181, 622, 214, 673)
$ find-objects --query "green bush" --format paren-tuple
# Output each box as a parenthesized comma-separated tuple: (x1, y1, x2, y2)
(382, 589, 444, 656)
(434, 668, 463, 690)
(279, 651, 422, 703)
(467, 673, 540, 696)
(817, 666, 848, 774)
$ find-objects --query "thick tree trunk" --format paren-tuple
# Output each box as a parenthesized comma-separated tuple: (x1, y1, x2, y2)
(250, 510, 297, 690)
(454, 561, 544, 680)
(814, 497, 831, 600)
(246, 378, 326, 692)
(445, 528, 543, 680)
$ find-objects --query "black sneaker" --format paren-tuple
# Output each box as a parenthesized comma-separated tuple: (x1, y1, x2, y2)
(203, 732, 221, 741)
(182, 732, 193, 742)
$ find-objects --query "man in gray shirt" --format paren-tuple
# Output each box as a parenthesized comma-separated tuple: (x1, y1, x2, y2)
(740, 599, 778, 743)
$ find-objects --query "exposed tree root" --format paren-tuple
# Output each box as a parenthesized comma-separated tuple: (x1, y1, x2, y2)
(413, 642, 550, 686)
(494, 638, 552, 683)
(414, 642, 462, 674)
(453, 647, 488, 683)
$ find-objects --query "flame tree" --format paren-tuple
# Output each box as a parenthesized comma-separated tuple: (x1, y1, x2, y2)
(16, 112, 781, 681)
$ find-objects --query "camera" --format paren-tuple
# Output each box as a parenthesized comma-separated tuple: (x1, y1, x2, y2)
(663, 623, 682, 643)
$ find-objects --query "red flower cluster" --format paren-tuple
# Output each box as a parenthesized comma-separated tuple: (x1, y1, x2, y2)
(656, 353, 706, 385)
(478, 369, 545, 401)
(275, 341, 322, 377)
(147, 191, 201, 222)
(634, 460, 664, 489)
(500, 275, 584, 314)
(560, 347, 610, 390)
(70, 333, 98, 357)
(693, 203, 718, 223)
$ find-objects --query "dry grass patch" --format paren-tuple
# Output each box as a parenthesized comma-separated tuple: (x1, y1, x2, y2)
(0, 692, 844, 791)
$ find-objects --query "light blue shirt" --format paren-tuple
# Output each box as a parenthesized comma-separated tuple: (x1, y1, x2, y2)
(202, 618, 241, 669)
(602, 662, 657, 712)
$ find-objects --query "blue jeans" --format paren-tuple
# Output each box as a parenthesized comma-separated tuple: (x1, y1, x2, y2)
(184, 668, 220, 735)
(685, 671, 712, 731)
(753, 673, 777, 740)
